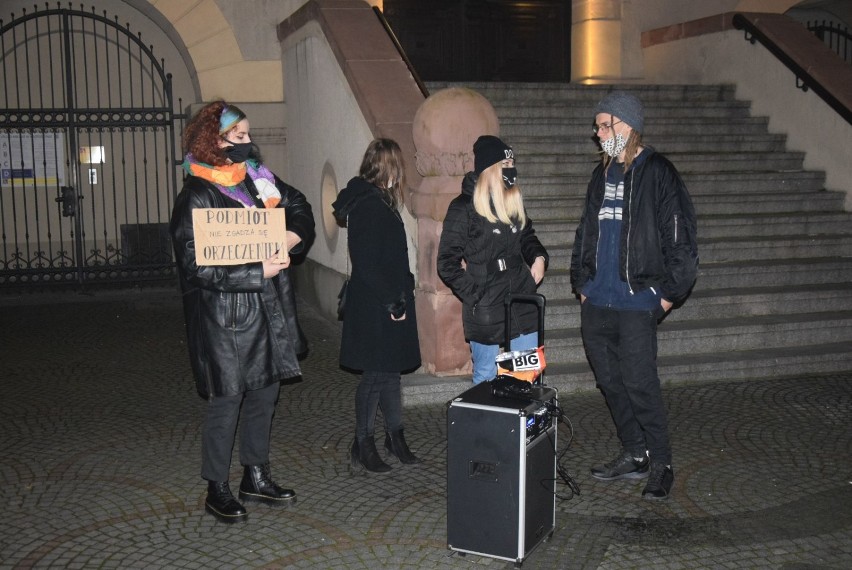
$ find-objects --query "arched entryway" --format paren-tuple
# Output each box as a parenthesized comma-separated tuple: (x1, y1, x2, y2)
(0, 3, 196, 288)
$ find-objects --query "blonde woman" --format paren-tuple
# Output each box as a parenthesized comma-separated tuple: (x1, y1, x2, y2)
(437, 135, 548, 384)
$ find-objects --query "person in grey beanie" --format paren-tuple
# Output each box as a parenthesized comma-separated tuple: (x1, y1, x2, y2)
(570, 91, 698, 500)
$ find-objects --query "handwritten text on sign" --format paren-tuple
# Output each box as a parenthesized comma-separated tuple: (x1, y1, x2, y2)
(192, 208, 287, 266)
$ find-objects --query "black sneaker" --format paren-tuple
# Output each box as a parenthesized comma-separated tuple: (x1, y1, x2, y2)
(642, 463, 674, 500)
(590, 450, 649, 481)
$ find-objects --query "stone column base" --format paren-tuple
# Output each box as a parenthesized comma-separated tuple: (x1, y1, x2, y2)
(415, 290, 471, 376)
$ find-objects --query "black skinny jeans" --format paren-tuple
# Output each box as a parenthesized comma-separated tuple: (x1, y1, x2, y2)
(581, 303, 672, 465)
(355, 370, 403, 440)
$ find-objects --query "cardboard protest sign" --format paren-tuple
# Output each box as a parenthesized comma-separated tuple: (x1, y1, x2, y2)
(191, 208, 287, 266)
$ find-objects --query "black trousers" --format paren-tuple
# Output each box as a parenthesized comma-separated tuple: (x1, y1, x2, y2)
(581, 303, 672, 465)
(201, 381, 280, 482)
(355, 370, 403, 440)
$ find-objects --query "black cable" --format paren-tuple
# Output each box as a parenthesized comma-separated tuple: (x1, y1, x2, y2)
(543, 397, 581, 500)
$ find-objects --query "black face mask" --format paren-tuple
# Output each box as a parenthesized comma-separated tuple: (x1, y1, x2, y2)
(223, 139, 252, 163)
(502, 167, 518, 188)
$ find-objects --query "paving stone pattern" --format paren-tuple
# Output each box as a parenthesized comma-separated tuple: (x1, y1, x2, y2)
(1, 288, 850, 569)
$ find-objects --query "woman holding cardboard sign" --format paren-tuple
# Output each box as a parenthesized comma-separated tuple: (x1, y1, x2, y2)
(170, 101, 315, 523)
(332, 139, 421, 473)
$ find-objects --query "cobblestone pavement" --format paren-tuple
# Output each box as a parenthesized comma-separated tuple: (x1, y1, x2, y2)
(1, 287, 851, 569)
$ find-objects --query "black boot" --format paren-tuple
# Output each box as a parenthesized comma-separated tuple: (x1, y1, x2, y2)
(238, 464, 296, 505)
(385, 429, 420, 464)
(205, 481, 248, 523)
(350, 437, 392, 473)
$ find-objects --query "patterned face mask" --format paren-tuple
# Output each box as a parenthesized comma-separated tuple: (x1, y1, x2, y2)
(600, 132, 627, 158)
(502, 167, 517, 188)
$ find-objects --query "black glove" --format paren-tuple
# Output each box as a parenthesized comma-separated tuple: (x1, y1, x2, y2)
(386, 292, 407, 319)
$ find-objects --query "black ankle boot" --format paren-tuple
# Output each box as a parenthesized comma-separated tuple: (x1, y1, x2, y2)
(238, 464, 296, 505)
(205, 481, 248, 522)
(385, 428, 421, 464)
(350, 437, 392, 473)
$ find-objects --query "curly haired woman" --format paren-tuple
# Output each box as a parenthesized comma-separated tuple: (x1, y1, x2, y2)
(170, 101, 315, 522)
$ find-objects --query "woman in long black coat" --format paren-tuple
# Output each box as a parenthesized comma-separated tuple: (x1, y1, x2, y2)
(332, 138, 421, 473)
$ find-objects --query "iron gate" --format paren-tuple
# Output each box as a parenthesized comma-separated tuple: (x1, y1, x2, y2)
(0, 4, 185, 288)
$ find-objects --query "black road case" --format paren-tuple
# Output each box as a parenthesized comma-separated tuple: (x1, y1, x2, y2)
(447, 382, 557, 565)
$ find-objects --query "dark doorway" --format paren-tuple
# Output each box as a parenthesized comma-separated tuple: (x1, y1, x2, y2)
(382, 0, 571, 82)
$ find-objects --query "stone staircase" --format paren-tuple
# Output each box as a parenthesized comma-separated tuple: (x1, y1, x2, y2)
(426, 81, 852, 392)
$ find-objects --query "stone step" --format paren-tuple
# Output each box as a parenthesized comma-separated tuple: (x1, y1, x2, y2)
(698, 258, 852, 289)
(521, 152, 806, 175)
(534, 212, 852, 244)
(523, 190, 846, 220)
(699, 233, 852, 262)
(690, 190, 846, 215)
(696, 213, 852, 239)
(512, 134, 788, 155)
(536, 231, 852, 271)
(683, 282, 852, 320)
(676, 171, 826, 193)
(405, 342, 852, 404)
(531, 342, 852, 395)
(516, 171, 827, 197)
(425, 82, 739, 103)
(540, 310, 852, 364)
(500, 116, 771, 137)
(534, 223, 577, 246)
(403, 343, 852, 404)
(538, 249, 572, 270)
(492, 100, 754, 120)
(537, 258, 852, 296)
(542, 283, 852, 329)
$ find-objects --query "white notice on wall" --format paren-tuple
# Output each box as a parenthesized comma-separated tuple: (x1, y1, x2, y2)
(0, 131, 66, 187)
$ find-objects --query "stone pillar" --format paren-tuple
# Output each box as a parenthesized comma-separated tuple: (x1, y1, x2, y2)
(410, 88, 499, 376)
(571, 0, 644, 85)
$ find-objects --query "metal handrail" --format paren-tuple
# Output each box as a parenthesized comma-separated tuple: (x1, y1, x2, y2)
(371, 6, 429, 98)
(733, 13, 852, 126)
(807, 21, 852, 64)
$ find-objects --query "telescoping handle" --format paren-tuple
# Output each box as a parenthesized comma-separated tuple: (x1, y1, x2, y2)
(504, 293, 546, 348)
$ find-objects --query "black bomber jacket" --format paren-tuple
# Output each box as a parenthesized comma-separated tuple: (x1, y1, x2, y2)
(570, 148, 698, 306)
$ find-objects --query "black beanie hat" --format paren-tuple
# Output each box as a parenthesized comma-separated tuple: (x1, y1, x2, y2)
(473, 135, 514, 175)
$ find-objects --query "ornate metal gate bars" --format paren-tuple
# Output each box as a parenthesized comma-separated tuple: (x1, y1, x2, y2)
(0, 4, 183, 288)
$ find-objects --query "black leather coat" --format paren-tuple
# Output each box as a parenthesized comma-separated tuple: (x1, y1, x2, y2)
(437, 173, 549, 344)
(170, 174, 315, 399)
